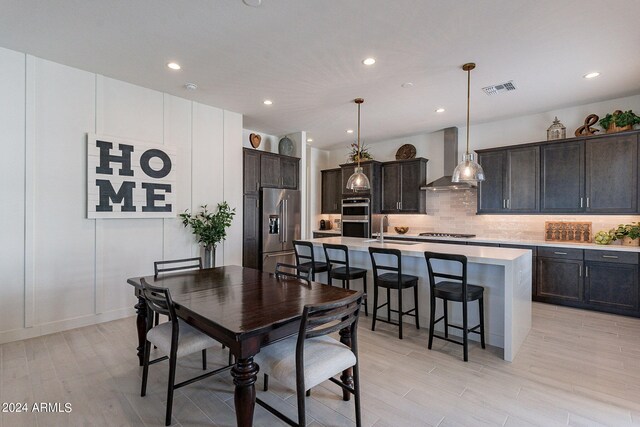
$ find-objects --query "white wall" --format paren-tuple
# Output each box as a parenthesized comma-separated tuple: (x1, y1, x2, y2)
(0, 46, 243, 344)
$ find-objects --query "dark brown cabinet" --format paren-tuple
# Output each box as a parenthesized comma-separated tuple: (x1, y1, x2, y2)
(340, 161, 382, 213)
(477, 146, 538, 213)
(321, 168, 342, 214)
(584, 250, 639, 313)
(381, 158, 427, 214)
(242, 194, 260, 269)
(585, 134, 638, 213)
(243, 150, 261, 194)
(280, 157, 299, 189)
(260, 153, 281, 188)
(537, 256, 583, 302)
(540, 141, 584, 213)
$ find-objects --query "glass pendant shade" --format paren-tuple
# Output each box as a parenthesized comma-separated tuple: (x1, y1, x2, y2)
(346, 166, 371, 191)
(452, 153, 485, 183)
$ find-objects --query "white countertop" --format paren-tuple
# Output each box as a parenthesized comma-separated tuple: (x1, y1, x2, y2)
(312, 229, 341, 235)
(306, 236, 530, 266)
(373, 232, 640, 253)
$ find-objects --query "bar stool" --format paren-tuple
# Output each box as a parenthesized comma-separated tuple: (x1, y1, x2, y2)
(323, 243, 368, 316)
(368, 247, 420, 339)
(424, 251, 486, 362)
(293, 240, 328, 282)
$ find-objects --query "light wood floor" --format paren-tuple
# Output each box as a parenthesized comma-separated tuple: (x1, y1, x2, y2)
(1, 302, 640, 427)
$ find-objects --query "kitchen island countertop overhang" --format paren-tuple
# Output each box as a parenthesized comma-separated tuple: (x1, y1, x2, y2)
(303, 236, 532, 362)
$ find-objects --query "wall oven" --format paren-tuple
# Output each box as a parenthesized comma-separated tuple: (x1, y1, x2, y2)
(341, 197, 370, 238)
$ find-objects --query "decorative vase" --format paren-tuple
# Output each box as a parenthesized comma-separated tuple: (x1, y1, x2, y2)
(204, 246, 216, 268)
(621, 236, 639, 246)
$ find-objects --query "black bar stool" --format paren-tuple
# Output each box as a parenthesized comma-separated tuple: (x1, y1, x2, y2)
(424, 251, 486, 362)
(368, 247, 420, 339)
(323, 243, 368, 316)
(293, 240, 328, 282)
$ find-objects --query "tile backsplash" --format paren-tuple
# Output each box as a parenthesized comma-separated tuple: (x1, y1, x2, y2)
(386, 190, 640, 240)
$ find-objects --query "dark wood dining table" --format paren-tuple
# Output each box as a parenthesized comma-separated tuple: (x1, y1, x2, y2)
(127, 265, 358, 427)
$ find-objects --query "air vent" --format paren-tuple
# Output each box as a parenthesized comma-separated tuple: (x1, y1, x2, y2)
(482, 80, 516, 96)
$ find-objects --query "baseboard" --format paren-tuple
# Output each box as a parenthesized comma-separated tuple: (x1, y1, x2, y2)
(0, 307, 135, 345)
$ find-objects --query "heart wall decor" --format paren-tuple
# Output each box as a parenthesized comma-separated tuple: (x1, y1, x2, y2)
(249, 133, 262, 149)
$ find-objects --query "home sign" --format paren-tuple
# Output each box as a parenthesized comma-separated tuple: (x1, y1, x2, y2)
(87, 134, 177, 218)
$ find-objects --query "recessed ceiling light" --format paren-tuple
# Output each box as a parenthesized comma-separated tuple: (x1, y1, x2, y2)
(583, 72, 600, 79)
(167, 62, 181, 70)
(401, 82, 414, 88)
(362, 58, 376, 66)
(435, 107, 445, 113)
(263, 99, 273, 105)
(184, 83, 197, 91)
(307, 138, 313, 142)
(346, 129, 354, 134)
(242, 0, 262, 6)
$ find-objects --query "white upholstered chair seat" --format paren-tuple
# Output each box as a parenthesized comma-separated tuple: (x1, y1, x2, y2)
(147, 319, 217, 358)
(255, 334, 356, 390)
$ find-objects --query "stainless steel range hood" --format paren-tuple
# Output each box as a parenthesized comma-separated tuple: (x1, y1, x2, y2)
(421, 127, 477, 191)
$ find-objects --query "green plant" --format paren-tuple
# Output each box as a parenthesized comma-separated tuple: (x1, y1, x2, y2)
(348, 142, 373, 163)
(180, 202, 236, 249)
(599, 110, 640, 130)
(609, 222, 640, 240)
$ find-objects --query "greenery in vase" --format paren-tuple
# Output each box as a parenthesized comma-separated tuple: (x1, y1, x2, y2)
(348, 142, 373, 163)
(599, 110, 640, 130)
(180, 202, 236, 250)
(609, 222, 640, 240)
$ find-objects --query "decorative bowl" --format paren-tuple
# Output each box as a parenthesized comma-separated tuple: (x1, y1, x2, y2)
(394, 226, 409, 234)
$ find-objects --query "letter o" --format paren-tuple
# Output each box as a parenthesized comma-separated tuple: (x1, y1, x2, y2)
(140, 149, 172, 179)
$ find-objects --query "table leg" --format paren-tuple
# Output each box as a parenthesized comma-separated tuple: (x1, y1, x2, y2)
(339, 327, 353, 401)
(134, 296, 147, 366)
(232, 356, 258, 427)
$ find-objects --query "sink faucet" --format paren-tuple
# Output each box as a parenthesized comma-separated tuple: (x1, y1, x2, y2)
(379, 215, 388, 243)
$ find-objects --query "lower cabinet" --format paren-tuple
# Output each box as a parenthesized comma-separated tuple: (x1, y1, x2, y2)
(312, 232, 340, 239)
(242, 195, 260, 270)
(537, 257, 583, 302)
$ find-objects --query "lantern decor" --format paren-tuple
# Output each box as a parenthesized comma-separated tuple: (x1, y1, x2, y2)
(547, 117, 566, 141)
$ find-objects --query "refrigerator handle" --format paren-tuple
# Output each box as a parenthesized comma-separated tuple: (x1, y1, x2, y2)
(283, 199, 288, 243)
(278, 200, 284, 243)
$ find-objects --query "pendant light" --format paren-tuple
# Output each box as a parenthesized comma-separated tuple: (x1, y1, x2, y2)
(346, 98, 371, 191)
(452, 63, 485, 183)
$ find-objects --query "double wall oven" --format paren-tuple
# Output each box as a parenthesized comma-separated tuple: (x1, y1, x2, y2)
(341, 197, 370, 238)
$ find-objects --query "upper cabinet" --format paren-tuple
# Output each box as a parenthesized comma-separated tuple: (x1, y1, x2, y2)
(381, 158, 428, 213)
(245, 149, 299, 191)
(477, 146, 539, 214)
(280, 156, 299, 189)
(243, 149, 261, 194)
(340, 161, 382, 213)
(321, 168, 342, 214)
(478, 129, 640, 215)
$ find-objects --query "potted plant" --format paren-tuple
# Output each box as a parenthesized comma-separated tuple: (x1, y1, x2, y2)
(610, 222, 640, 246)
(599, 110, 640, 134)
(180, 202, 236, 267)
(348, 142, 373, 163)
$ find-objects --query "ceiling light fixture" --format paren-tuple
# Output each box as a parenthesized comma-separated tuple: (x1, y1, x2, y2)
(346, 129, 354, 134)
(167, 62, 181, 70)
(401, 82, 414, 88)
(263, 99, 273, 105)
(584, 72, 600, 79)
(452, 63, 485, 183)
(346, 98, 371, 191)
(362, 58, 376, 66)
(184, 83, 197, 91)
(242, 0, 262, 6)
(435, 107, 445, 113)
(307, 138, 313, 142)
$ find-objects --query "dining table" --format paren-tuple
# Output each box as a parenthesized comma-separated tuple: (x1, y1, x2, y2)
(127, 265, 358, 427)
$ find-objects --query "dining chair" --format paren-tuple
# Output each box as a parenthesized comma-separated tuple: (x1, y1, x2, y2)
(274, 262, 312, 283)
(368, 247, 420, 339)
(140, 278, 232, 426)
(323, 243, 368, 316)
(153, 257, 203, 326)
(255, 291, 364, 427)
(424, 251, 486, 362)
(293, 240, 328, 282)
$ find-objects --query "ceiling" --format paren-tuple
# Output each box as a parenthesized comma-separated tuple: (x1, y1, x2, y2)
(1, 0, 639, 149)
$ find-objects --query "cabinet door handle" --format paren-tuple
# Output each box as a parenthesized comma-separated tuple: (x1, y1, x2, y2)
(506, 199, 510, 209)
(580, 197, 583, 208)
(554, 251, 568, 255)
(503, 199, 506, 209)
(399, 201, 402, 210)
(602, 255, 618, 259)
(579, 265, 582, 277)
(585, 266, 589, 277)
(255, 182, 259, 192)
(586, 197, 590, 208)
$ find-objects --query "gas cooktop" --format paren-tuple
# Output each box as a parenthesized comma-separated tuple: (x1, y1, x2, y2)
(419, 232, 476, 238)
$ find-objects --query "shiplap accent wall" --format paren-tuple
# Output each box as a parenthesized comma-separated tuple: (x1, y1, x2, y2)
(0, 46, 243, 344)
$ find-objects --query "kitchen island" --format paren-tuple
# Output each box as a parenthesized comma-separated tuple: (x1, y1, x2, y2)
(304, 236, 532, 362)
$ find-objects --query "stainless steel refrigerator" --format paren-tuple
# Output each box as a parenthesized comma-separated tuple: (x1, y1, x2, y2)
(261, 188, 301, 273)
